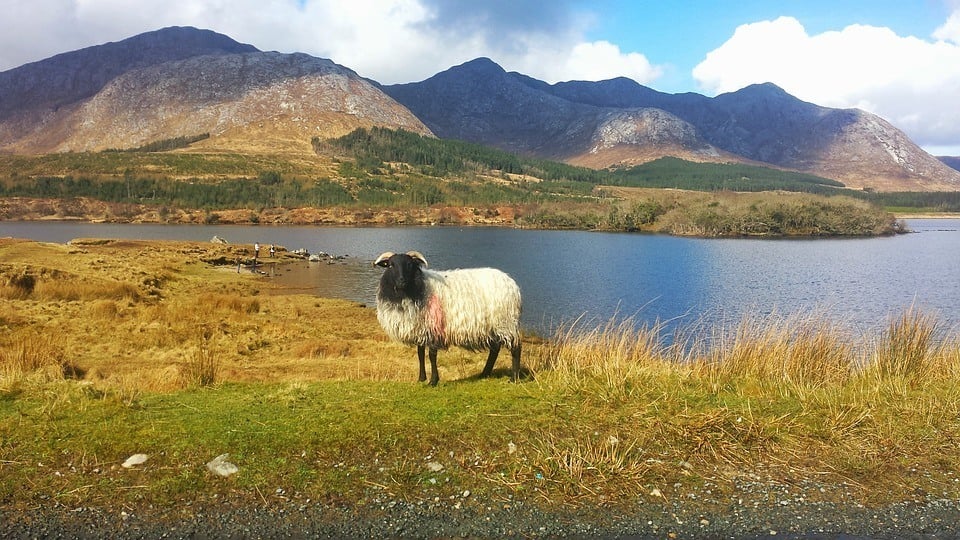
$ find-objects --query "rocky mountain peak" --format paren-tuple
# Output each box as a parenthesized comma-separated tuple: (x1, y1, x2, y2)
(386, 57, 960, 191)
(0, 26, 257, 120)
(549, 77, 670, 109)
(1, 32, 958, 192)
(452, 57, 506, 76)
(0, 30, 429, 154)
(383, 57, 597, 156)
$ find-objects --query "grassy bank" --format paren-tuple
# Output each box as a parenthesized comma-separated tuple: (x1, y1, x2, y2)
(0, 189, 902, 237)
(2, 239, 959, 514)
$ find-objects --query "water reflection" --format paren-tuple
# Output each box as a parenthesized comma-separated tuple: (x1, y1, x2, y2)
(4, 220, 959, 337)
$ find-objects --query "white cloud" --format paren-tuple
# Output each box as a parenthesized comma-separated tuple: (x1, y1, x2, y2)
(545, 40, 662, 83)
(692, 14, 960, 153)
(934, 10, 960, 43)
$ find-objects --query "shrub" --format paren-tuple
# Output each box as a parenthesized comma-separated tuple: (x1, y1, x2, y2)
(0, 328, 66, 382)
(1, 271, 35, 299)
(871, 308, 939, 382)
(184, 327, 220, 388)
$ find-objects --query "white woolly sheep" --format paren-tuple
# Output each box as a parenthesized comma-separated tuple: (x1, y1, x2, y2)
(374, 250, 522, 386)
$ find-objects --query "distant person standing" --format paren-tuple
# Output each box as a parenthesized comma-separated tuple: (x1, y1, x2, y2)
(254, 242, 260, 262)
(269, 244, 276, 257)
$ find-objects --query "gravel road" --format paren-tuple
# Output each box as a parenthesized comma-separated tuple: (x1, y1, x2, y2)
(5, 487, 960, 539)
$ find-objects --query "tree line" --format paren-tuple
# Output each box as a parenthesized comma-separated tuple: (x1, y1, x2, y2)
(2, 126, 956, 213)
(321, 128, 960, 211)
(102, 133, 211, 153)
(316, 127, 608, 183)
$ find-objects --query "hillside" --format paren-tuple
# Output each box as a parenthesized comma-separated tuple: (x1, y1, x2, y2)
(384, 60, 960, 192)
(0, 127, 903, 237)
(0, 27, 430, 155)
(1, 27, 958, 192)
(940, 156, 960, 172)
(0, 26, 257, 122)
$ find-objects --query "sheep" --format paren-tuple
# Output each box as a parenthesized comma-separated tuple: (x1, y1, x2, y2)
(374, 250, 522, 386)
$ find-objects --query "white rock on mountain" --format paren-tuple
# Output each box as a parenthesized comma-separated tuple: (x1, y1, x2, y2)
(590, 108, 717, 156)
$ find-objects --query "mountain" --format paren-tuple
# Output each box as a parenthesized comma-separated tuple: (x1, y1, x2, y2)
(2, 28, 958, 192)
(385, 59, 960, 191)
(383, 58, 731, 165)
(940, 156, 960, 172)
(0, 27, 257, 121)
(0, 27, 430, 154)
(381, 58, 599, 159)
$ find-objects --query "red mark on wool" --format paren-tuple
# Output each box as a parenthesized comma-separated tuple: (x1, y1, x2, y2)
(427, 295, 446, 345)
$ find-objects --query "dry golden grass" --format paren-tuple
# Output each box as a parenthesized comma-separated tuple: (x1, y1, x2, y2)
(3, 236, 958, 395)
(0, 237, 510, 391)
(4, 236, 957, 398)
(5, 237, 960, 511)
(0, 328, 67, 386)
(531, 315, 682, 404)
(693, 312, 854, 391)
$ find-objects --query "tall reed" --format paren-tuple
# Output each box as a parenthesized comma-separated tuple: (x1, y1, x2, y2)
(692, 312, 853, 390)
(533, 314, 683, 402)
(185, 326, 221, 387)
(535, 307, 960, 399)
(869, 308, 950, 383)
(0, 328, 66, 384)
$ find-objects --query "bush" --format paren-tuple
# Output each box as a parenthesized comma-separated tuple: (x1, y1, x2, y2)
(2, 271, 35, 299)
(0, 328, 66, 382)
(186, 327, 221, 388)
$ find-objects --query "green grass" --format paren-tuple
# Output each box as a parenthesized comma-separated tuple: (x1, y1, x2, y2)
(609, 156, 846, 192)
(4, 310, 960, 510)
(0, 380, 548, 507)
(3, 240, 956, 513)
(0, 151, 320, 179)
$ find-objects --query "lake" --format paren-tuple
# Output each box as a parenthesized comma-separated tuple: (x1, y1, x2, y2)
(3, 220, 959, 337)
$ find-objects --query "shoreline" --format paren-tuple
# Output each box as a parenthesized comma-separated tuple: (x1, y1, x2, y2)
(3, 238, 960, 539)
(0, 194, 919, 237)
(894, 212, 960, 219)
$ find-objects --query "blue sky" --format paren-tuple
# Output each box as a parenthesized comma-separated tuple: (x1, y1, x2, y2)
(583, 0, 955, 93)
(2, 0, 960, 154)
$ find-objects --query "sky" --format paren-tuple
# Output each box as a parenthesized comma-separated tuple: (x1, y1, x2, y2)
(2, 0, 960, 155)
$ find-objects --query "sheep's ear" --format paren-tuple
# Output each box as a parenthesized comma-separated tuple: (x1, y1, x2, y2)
(374, 252, 394, 267)
(406, 251, 428, 267)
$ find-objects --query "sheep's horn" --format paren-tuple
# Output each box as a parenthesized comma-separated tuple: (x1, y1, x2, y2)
(374, 252, 394, 267)
(406, 251, 428, 267)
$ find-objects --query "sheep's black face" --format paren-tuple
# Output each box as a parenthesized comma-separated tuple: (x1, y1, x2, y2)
(376, 253, 427, 304)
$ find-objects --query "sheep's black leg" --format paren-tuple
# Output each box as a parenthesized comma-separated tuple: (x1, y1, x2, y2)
(417, 346, 427, 382)
(428, 348, 440, 386)
(510, 342, 522, 382)
(480, 342, 501, 378)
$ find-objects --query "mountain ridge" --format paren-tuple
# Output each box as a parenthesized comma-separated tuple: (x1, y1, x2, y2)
(0, 27, 431, 154)
(1, 27, 958, 192)
(0, 26, 258, 121)
(383, 59, 960, 191)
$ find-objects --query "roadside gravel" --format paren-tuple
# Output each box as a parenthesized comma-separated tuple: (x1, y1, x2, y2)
(5, 485, 960, 539)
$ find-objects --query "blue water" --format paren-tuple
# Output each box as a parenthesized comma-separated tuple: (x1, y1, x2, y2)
(3, 220, 959, 336)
